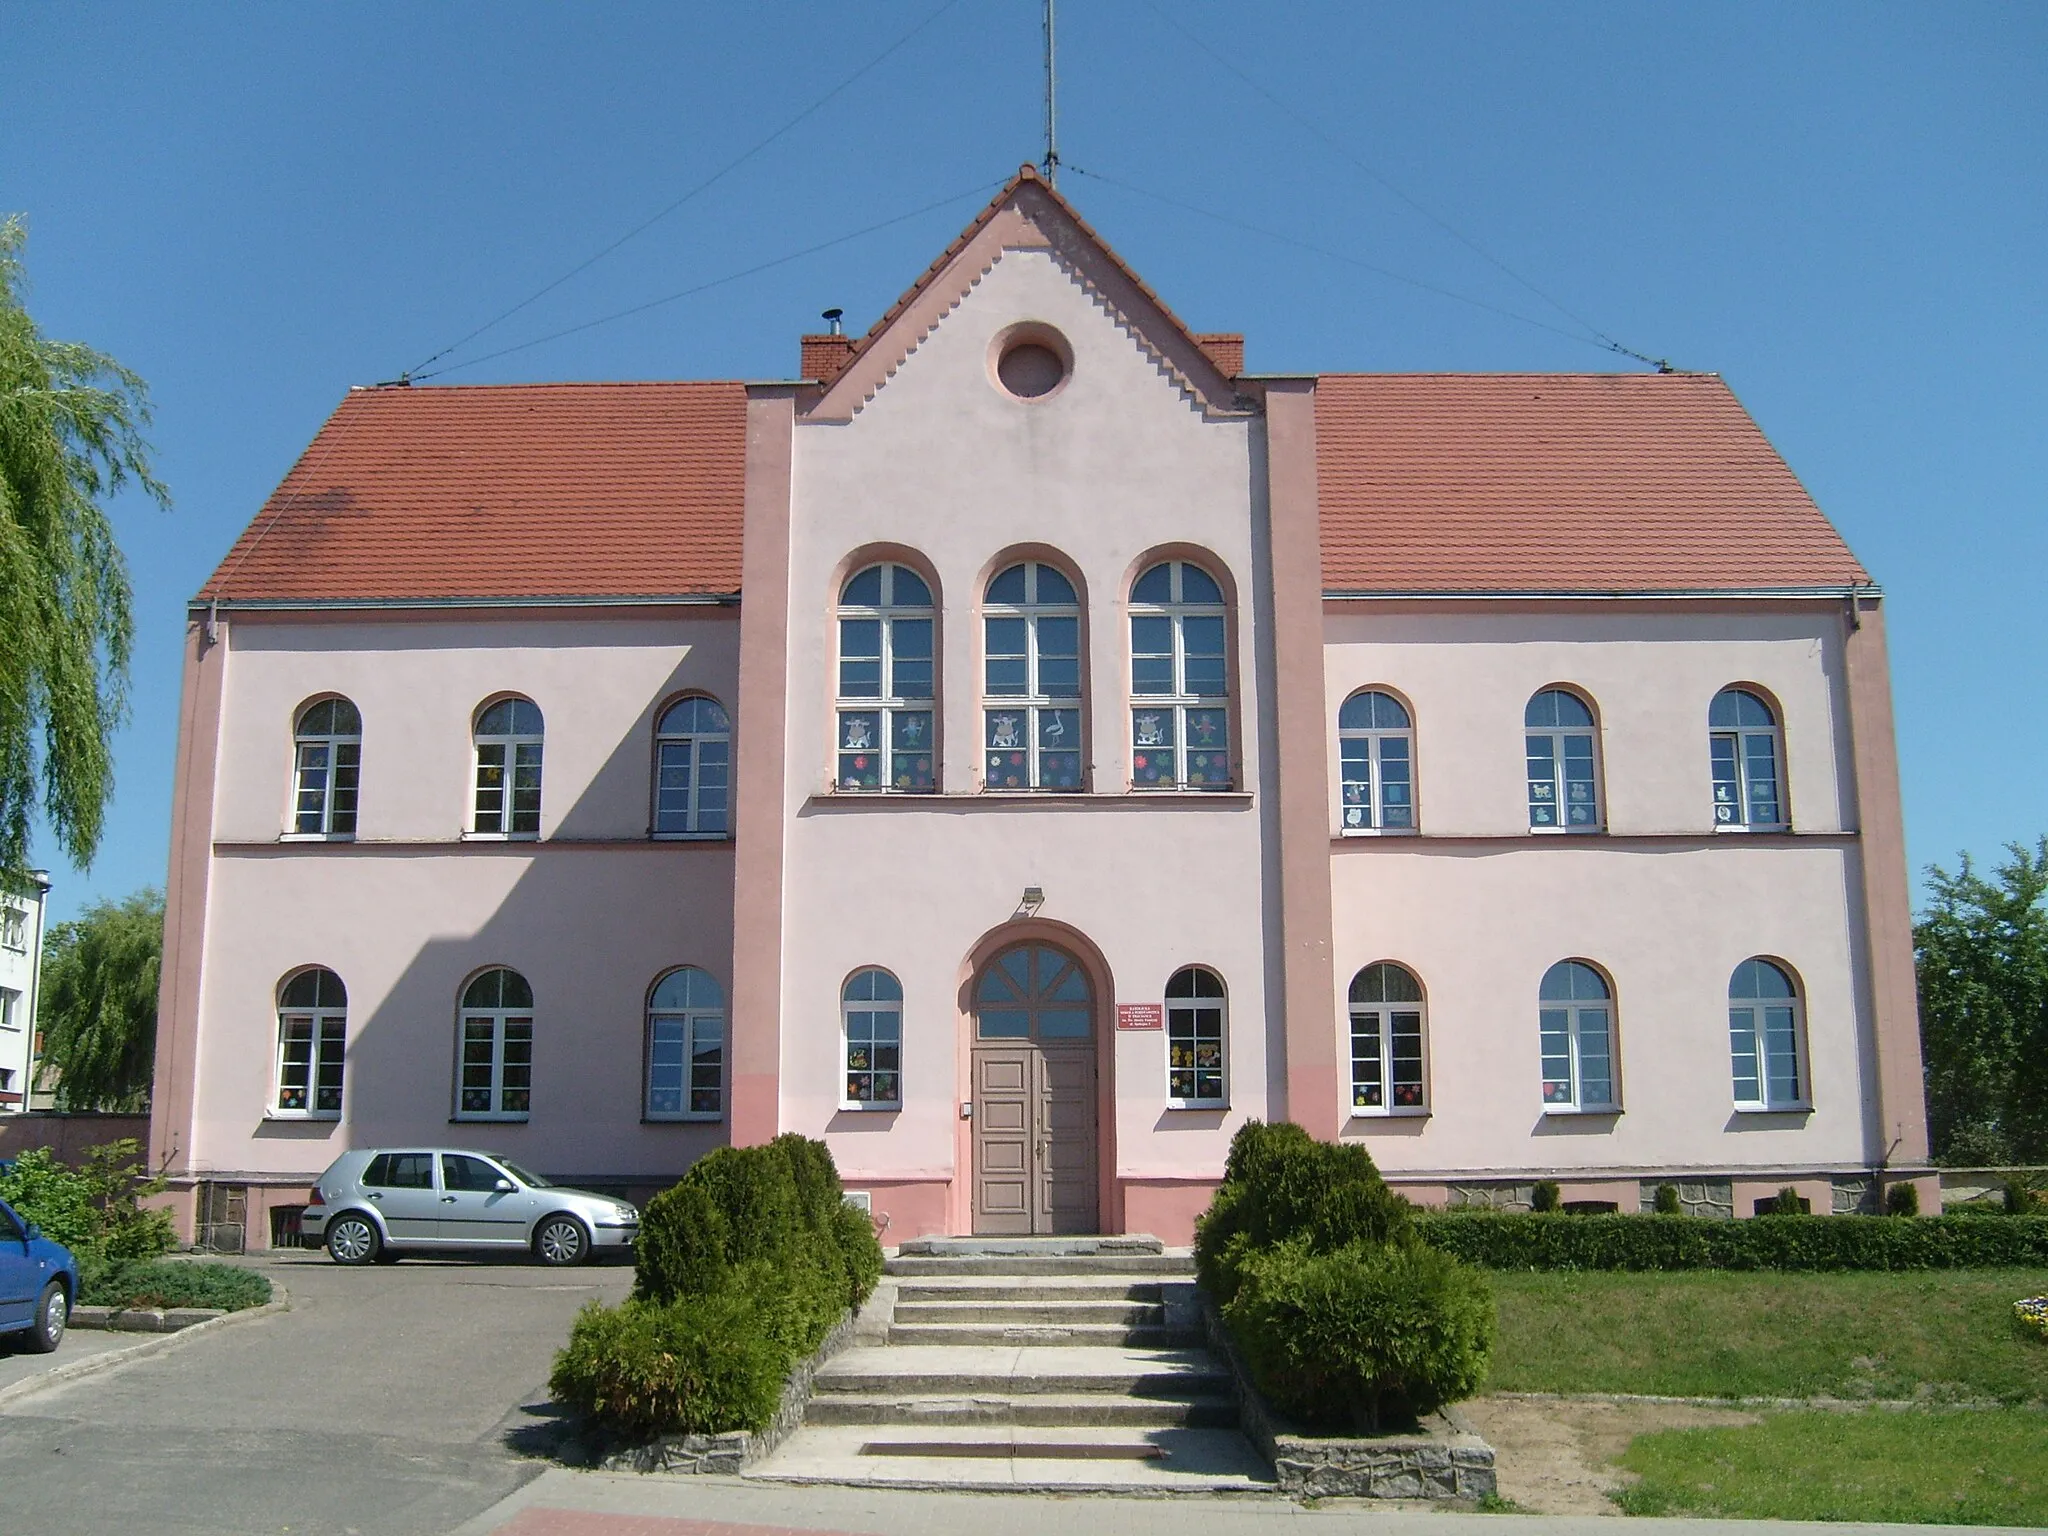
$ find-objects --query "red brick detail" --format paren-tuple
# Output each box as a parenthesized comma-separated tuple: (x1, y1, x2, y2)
(1194, 333, 1244, 377)
(799, 335, 857, 383)
(199, 381, 748, 603)
(1316, 373, 1870, 592)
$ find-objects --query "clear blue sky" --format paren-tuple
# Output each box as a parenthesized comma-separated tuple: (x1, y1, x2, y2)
(10, 3, 2044, 924)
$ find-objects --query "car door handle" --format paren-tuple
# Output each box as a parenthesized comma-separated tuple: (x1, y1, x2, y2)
(367, 1192, 382, 1200)
(440, 1196, 457, 1203)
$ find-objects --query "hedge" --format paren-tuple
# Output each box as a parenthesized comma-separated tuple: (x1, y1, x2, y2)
(1415, 1211, 2048, 1272)
(80, 1259, 272, 1311)
(551, 1135, 884, 1440)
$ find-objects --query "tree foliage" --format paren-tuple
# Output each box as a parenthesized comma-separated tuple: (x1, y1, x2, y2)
(1915, 839, 2048, 1165)
(38, 887, 163, 1110)
(0, 213, 165, 889)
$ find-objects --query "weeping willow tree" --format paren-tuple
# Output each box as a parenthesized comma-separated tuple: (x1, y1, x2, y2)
(0, 213, 165, 890)
(38, 888, 164, 1110)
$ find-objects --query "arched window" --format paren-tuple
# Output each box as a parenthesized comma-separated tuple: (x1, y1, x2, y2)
(646, 967, 723, 1120)
(1165, 966, 1227, 1105)
(275, 968, 346, 1116)
(1711, 689, 1785, 830)
(1539, 961, 1617, 1111)
(1349, 963, 1426, 1113)
(984, 561, 1083, 791)
(1338, 691, 1415, 832)
(1730, 958, 1806, 1109)
(457, 967, 533, 1120)
(1129, 559, 1231, 790)
(473, 698, 544, 836)
(842, 968, 902, 1108)
(292, 698, 361, 837)
(653, 696, 731, 836)
(836, 563, 936, 793)
(1525, 689, 1601, 831)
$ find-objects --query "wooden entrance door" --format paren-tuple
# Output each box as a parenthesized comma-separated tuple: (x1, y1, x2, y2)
(971, 943, 1098, 1234)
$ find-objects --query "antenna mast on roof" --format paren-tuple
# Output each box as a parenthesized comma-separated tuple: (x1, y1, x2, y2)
(1042, 0, 1059, 185)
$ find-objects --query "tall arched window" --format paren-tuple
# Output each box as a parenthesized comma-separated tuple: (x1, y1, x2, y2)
(983, 561, 1083, 791)
(646, 967, 723, 1120)
(836, 563, 936, 793)
(1350, 963, 1426, 1113)
(1730, 958, 1806, 1109)
(1166, 966, 1227, 1105)
(1539, 960, 1617, 1111)
(1338, 690, 1415, 832)
(473, 697, 544, 836)
(842, 968, 902, 1108)
(1526, 689, 1601, 831)
(1129, 559, 1230, 790)
(457, 967, 533, 1120)
(653, 696, 731, 836)
(292, 698, 361, 837)
(275, 968, 346, 1116)
(1710, 689, 1785, 830)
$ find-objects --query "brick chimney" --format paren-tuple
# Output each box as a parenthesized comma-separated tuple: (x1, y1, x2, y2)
(800, 334, 857, 384)
(1193, 334, 1245, 378)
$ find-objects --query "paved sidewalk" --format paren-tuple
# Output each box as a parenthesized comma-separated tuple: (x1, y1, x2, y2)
(0, 1326, 147, 1397)
(453, 1467, 1983, 1536)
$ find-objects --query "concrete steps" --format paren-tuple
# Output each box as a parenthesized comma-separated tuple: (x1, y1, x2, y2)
(751, 1239, 1271, 1494)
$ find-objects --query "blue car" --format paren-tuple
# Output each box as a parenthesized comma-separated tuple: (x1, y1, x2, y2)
(0, 1195, 77, 1353)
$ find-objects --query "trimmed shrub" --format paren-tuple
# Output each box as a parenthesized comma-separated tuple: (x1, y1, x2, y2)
(632, 1180, 731, 1305)
(550, 1293, 786, 1440)
(1225, 1238, 1497, 1432)
(83, 1259, 270, 1311)
(1652, 1183, 1682, 1215)
(831, 1199, 884, 1309)
(1531, 1180, 1561, 1213)
(1886, 1182, 1921, 1217)
(1415, 1210, 2048, 1271)
(774, 1132, 843, 1230)
(683, 1145, 801, 1266)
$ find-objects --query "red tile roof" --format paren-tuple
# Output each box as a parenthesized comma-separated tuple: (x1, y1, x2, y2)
(1315, 373, 1869, 593)
(199, 381, 748, 604)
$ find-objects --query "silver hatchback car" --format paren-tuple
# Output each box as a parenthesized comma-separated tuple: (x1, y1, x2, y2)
(301, 1149, 638, 1266)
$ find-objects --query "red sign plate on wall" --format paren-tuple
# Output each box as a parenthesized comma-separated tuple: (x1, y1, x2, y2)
(1116, 1003, 1164, 1031)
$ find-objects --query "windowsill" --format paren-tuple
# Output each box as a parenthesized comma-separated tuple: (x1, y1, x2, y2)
(278, 832, 354, 844)
(1164, 1100, 1229, 1112)
(461, 831, 540, 842)
(650, 831, 732, 842)
(1349, 1106, 1430, 1119)
(1340, 827, 1419, 838)
(1528, 825, 1606, 835)
(806, 791, 1252, 811)
(1714, 824, 1791, 835)
(643, 1113, 725, 1124)
(1542, 1104, 1621, 1116)
(450, 1114, 531, 1123)
(1732, 1101, 1812, 1114)
(263, 1109, 341, 1121)
(838, 1101, 902, 1113)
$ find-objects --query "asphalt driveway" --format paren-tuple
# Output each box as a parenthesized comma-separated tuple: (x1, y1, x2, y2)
(0, 1248, 633, 1536)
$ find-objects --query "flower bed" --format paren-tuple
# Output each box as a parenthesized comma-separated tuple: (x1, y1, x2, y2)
(2018, 1296, 2048, 1342)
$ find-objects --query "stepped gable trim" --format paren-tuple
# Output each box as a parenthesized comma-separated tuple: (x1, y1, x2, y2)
(806, 166, 1243, 423)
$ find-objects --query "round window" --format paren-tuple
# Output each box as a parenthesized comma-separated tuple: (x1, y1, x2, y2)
(997, 342, 1066, 399)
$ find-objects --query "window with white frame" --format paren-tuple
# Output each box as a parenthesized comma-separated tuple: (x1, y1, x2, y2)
(653, 696, 731, 836)
(646, 967, 723, 1119)
(472, 698, 543, 835)
(0, 907, 24, 951)
(1526, 689, 1601, 831)
(0, 986, 20, 1032)
(1166, 966, 1227, 1104)
(274, 968, 346, 1116)
(292, 697, 361, 837)
(1729, 957, 1806, 1109)
(1349, 962, 1426, 1112)
(1710, 689, 1785, 830)
(836, 563, 936, 792)
(457, 968, 533, 1120)
(1338, 690, 1416, 832)
(1539, 960, 1617, 1111)
(842, 968, 902, 1107)
(1129, 560, 1231, 790)
(983, 561, 1083, 791)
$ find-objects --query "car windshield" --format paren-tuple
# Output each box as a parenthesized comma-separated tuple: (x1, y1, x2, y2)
(495, 1160, 552, 1189)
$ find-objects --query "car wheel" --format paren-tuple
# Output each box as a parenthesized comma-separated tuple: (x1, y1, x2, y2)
(22, 1281, 67, 1354)
(534, 1214, 590, 1266)
(326, 1212, 381, 1265)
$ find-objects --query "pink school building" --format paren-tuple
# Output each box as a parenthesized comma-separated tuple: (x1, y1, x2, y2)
(150, 169, 1932, 1249)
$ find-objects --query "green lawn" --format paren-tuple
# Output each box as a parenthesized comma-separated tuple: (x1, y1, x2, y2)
(1485, 1268, 2048, 1402)
(1614, 1408, 2048, 1526)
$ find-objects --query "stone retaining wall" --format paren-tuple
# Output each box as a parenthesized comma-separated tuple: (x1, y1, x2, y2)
(1201, 1298, 1497, 1501)
(597, 1302, 860, 1474)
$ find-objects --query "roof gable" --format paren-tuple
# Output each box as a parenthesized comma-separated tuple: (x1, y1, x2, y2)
(1315, 373, 1870, 594)
(805, 166, 1244, 422)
